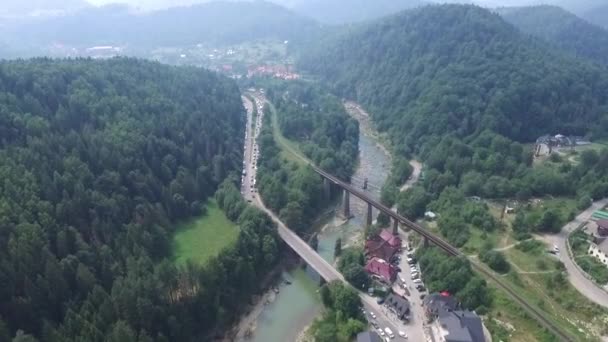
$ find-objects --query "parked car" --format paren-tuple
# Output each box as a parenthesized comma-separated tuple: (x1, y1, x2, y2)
(413, 279, 423, 284)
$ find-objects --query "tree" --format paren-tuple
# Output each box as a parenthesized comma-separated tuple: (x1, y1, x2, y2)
(539, 209, 561, 233)
(342, 264, 370, 290)
(479, 250, 510, 274)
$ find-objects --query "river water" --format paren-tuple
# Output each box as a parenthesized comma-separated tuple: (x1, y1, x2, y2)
(247, 106, 391, 342)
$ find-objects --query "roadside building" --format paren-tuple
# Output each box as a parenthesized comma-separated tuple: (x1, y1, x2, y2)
(385, 293, 410, 321)
(592, 210, 608, 221)
(434, 309, 486, 342)
(357, 331, 383, 342)
(365, 238, 399, 261)
(589, 237, 608, 266)
(365, 257, 398, 284)
(379, 229, 402, 248)
(597, 220, 608, 237)
(423, 292, 458, 321)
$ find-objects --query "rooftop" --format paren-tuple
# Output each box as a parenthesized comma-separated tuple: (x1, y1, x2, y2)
(357, 331, 383, 342)
(386, 293, 410, 320)
(437, 309, 485, 342)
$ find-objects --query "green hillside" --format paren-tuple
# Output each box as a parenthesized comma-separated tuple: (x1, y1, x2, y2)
(500, 5, 608, 65)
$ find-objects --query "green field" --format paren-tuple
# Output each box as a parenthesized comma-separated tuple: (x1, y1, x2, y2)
(171, 200, 239, 266)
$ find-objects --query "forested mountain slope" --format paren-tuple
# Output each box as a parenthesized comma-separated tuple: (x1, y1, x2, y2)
(300, 4, 608, 148)
(292, 0, 426, 24)
(4, 1, 319, 48)
(499, 5, 608, 65)
(582, 4, 608, 29)
(0, 58, 276, 341)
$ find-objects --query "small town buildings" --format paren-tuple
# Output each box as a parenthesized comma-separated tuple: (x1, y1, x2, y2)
(592, 210, 608, 221)
(379, 229, 402, 248)
(434, 309, 486, 342)
(365, 257, 398, 284)
(589, 237, 608, 266)
(597, 220, 608, 237)
(424, 292, 488, 342)
(423, 292, 458, 321)
(357, 331, 383, 342)
(364, 229, 402, 262)
(385, 293, 410, 321)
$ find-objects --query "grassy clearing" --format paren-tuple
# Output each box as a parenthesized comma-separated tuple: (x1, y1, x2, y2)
(171, 200, 239, 266)
(462, 228, 501, 255)
(267, 101, 309, 166)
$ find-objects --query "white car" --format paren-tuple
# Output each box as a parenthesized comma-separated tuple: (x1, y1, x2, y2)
(370, 312, 377, 319)
(413, 279, 423, 284)
(377, 328, 385, 336)
(400, 276, 406, 283)
(398, 331, 407, 338)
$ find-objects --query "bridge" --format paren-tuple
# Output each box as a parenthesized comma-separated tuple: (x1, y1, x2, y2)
(313, 165, 573, 341)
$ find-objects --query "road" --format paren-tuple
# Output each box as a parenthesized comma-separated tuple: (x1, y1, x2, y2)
(241, 92, 411, 341)
(400, 160, 422, 192)
(538, 198, 608, 308)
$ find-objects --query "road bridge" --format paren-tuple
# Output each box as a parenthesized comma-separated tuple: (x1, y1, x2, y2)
(313, 165, 574, 342)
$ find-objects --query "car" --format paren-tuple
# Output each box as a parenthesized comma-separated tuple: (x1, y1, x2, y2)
(415, 284, 426, 291)
(411, 273, 419, 279)
(400, 276, 406, 283)
(413, 279, 423, 284)
(371, 321, 379, 328)
(377, 328, 385, 336)
(419, 294, 426, 300)
(377, 297, 385, 305)
(370, 312, 377, 319)
(398, 331, 407, 338)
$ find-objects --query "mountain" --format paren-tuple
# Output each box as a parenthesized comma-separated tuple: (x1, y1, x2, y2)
(292, 0, 426, 24)
(498, 5, 608, 65)
(3, 1, 319, 49)
(0, 0, 90, 17)
(582, 4, 608, 28)
(299, 4, 608, 152)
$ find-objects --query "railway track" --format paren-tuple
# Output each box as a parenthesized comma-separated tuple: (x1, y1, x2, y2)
(314, 166, 575, 342)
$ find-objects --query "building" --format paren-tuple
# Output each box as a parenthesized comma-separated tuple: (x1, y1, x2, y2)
(598, 220, 608, 237)
(365, 257, 398, 284)
(385, 293, 410, 321)
(588, 237, 608, 266)
(434, 309, 486, 342)
(365, 238, 399, 261)
(425, 211, 437, 220)
(379, 229, 402, 248)
(592, 210, 608, 221)
(357, 331, 383, 342)
(423, 292, 457, 321)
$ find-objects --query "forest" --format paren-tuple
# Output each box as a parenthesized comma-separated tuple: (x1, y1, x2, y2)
(499, 5, 608, 65)
(0, 58, 279, 341)
(298, 4, 608, 244)
(256, 81, 359, 233)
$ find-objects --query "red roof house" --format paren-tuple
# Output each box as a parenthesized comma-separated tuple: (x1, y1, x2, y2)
(365, 238, 399, 261)
(379, 229, 402, 248)
(365, 257, 398, 284)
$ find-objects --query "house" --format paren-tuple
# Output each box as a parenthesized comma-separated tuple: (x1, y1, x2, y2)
(365, 257, 398, 284)
(379, 229, 402, 249)
(365, 238, 399, 262)
(588, 237, 608, 266)
(435, 309, 486, 342)
(385, 293, 410, 321)
(598, 220, 608, 237)
(423, 292, 457, 321)
(425, 211, 437, 220)
(357, 331, 383, 342)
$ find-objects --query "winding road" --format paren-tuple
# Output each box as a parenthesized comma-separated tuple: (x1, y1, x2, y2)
(538, 198, 608, 308)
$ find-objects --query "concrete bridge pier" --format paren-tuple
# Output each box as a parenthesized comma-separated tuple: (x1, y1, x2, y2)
(342, 190, 351, 219)
(366, 202, 373, 227)
(392, 218, 399, 235)
(323, 178, 331, 201)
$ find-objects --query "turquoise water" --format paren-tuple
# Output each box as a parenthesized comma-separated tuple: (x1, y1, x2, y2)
(246, 122, 391, 342)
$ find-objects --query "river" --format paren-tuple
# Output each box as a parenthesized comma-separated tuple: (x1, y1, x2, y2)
(242, 102, 392, 342)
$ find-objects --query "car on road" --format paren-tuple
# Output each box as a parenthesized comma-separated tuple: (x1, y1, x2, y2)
(413, 279, 423, 284)
(416, 285, 426, 292)
(377, 297, 385, 304)
(377, 328, 385, 336)
(370, 312, 377, 319)
(398, 330, 407, 338)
